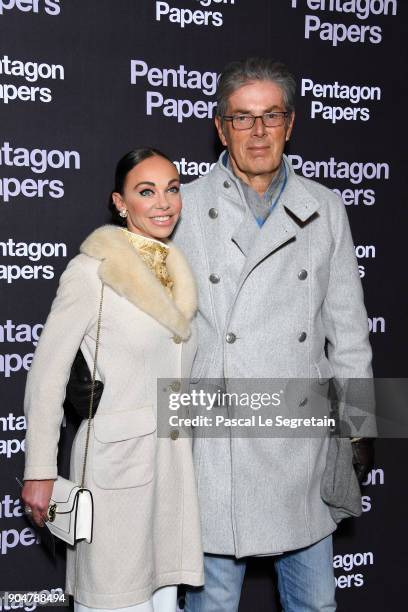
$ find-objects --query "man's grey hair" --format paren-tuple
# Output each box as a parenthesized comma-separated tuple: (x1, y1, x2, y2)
(216, 57, 296, 118)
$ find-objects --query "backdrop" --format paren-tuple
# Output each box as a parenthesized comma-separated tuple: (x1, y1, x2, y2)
(1, 1, 407, 610)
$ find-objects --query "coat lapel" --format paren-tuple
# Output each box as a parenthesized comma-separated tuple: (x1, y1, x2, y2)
(231, 204, 259, 257)
(80, 226, 197, 340)
(237, 165, 322, 286)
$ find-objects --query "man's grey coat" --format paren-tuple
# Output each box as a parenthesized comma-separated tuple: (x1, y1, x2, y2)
(174, 153, 374, 557)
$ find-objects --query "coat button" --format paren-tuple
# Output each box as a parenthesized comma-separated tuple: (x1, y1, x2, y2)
(298, 332, 307, 342)
(170, 429, 179, 440)
(223, 180, 231, 189)
(171, 380, 181, 392)
(209, 273, 220, 284)
(298, 269, 308, 280)
(208, 208, 218, 219)
(172, 335, 182, 344)
(299, 397, 308, 407)
(226, 332, 237, 344)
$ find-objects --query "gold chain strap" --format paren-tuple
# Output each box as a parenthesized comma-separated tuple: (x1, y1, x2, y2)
(80, 283, 104, 488)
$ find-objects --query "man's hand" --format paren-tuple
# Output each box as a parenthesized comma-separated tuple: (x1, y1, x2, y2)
(351, 438, 375, 484)
(21, 480, 54, 527)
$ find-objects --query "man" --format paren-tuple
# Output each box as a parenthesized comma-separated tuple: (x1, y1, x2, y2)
(174, 58, 374, 611)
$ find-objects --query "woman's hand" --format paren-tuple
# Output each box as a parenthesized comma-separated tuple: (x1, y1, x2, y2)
(21, 480, 54, 527)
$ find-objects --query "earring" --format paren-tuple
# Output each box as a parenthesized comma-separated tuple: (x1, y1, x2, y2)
(119, 209, 128, 218)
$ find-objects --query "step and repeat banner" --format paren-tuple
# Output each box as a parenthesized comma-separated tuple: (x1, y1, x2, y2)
(1, 1, 407, 610)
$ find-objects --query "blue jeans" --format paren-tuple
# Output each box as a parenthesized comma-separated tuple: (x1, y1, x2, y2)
(184, 536, 336, 612)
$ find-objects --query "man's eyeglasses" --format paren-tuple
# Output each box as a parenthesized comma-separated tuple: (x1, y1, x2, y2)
(222, 112, 290, 130)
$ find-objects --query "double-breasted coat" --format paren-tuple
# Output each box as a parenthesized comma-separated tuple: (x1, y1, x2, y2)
(24, 225, 204, 607)
(174, 153, 374, 557)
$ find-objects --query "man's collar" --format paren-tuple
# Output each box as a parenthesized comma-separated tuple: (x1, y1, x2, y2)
(215, 151, 322, 223)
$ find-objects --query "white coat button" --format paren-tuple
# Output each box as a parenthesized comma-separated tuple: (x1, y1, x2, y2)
(209, 273, 220, 284)
(172, 335, 182, 344)
(226, 332, 237, 344)
(298, 269, 308, 280)
(170, 429, 179, 440)
(223, 180, 231, 189)
(171, 380, 181, 392)
(209, 208, 218, 219)
(298, 332, 307, 342)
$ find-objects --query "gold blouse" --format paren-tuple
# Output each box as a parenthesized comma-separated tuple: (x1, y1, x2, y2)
(121, 229, 174, 295)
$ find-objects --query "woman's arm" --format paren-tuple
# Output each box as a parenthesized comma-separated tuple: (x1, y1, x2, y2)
(24, 255, 99, 481)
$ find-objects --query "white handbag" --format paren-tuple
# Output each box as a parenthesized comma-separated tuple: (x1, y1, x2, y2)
(46, 477, 94, 545)
(46, 284, 104, 546)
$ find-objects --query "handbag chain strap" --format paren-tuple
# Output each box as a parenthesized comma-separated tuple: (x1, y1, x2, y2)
(80, 282, 104, 488)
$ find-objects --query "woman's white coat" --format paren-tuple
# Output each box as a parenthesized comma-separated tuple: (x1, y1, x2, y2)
(24, 225, 204, 607)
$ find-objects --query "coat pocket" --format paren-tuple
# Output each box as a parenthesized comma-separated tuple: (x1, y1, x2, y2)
(92, 407, 156, 489)
(314, 355, 334, 385)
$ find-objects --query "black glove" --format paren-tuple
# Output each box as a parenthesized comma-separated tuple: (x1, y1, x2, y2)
(351, 438, 375, 484)
(64, 349, 104, 419)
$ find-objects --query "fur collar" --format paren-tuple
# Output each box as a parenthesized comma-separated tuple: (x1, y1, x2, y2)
(80, 225, 197, 340)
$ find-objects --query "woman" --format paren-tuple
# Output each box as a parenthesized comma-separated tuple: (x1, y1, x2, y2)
(21, 149, 204, 611)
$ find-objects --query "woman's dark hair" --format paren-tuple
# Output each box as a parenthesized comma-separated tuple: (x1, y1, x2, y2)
(109, 147, 173, 226)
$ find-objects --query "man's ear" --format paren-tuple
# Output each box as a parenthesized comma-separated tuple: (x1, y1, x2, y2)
(215, 115, 228, 147)
(285, 111, 295, 142)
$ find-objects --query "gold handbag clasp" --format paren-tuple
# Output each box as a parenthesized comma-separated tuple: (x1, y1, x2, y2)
(48, 503, 57, 522)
